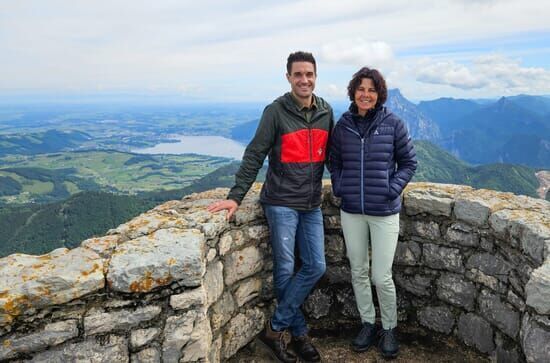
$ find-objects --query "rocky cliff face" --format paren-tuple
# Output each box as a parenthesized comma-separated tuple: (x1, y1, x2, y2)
(387, 89, 442, 142)
(0, 182, 549, 362)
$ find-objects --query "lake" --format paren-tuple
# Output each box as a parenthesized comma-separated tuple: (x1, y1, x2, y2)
(133, 135, 246, 160)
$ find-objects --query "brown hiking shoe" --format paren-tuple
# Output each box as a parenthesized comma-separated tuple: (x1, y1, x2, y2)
(257, 321, 297, 363)
(292, 334, 321, 362)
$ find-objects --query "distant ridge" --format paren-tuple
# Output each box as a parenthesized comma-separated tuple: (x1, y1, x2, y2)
(0, 130, 91, 156)
(438, 97, 550, 167)
(386, 89, 441, 141)
(417, 97, 481, 132)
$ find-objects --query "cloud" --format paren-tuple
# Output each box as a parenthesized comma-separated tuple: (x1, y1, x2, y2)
(415, 60, 489, 89)
(322, 84, 347, 98)
(1, 0, 549, 100)
(415, 55, 550, 94)
(320, 39, 395, 69)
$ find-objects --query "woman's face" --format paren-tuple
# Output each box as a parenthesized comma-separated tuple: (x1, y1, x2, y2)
(354, 78, 378, 116)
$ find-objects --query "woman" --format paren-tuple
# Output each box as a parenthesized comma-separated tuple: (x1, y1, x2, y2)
(329, 67, 417, 358)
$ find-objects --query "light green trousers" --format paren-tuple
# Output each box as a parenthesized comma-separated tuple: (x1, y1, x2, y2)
(341, 210, 399, 329)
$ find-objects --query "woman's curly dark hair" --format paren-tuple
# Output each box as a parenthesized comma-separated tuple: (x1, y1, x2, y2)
(347, 67, 387, 108)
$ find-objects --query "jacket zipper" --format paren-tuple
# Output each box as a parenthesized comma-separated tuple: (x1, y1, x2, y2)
(294, 106, 328, 209)
(344, 126, 365, 214)
(304, 108, 326, 209)
(308, 125, 313, 209)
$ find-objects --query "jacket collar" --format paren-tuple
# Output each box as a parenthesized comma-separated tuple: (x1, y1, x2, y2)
(277, 92, 328, 115)
(340, 104, 389, 136)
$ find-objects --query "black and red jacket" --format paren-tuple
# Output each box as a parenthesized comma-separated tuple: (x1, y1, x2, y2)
(227, 92, 334, 210)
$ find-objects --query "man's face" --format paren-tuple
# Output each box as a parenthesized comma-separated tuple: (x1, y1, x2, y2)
(286, 61, 316, 101)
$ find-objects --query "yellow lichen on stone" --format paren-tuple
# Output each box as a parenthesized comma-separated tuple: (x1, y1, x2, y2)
(128, 271, 173, 293)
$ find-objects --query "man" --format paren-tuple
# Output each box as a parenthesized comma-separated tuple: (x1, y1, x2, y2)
(207, 51, 333, 363)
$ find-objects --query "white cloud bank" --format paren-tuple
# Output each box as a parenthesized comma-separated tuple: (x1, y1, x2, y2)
(0, 0, 549, 100)
(320, 39, 395, 70)
(415, 55, 550, 94)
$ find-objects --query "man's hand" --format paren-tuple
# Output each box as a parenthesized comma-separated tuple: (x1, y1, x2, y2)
(207, 199, 239, 220)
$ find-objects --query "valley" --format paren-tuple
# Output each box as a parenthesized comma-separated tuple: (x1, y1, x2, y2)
(0, 93, 548, 257)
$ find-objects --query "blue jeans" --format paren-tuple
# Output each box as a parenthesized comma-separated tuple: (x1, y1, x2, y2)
(263, 204, 326, 337)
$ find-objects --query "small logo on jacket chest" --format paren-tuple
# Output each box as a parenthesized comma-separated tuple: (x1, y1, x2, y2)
(317, 147, 323, 155)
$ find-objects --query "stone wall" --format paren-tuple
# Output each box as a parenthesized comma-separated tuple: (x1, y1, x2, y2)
(0, 182, 549, 362)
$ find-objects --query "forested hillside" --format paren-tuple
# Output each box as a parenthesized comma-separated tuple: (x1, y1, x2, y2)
(0, 192, 155, 257)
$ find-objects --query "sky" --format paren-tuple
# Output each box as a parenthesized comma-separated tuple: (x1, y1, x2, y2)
(1, 0, 550, 103)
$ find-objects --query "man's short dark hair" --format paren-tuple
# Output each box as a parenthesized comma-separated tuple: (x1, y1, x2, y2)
(347, 67, 388, 107)
(286, 51, 316, 74)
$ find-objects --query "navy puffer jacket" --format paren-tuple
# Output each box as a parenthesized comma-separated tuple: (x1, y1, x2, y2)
(329, 105, 417, 216)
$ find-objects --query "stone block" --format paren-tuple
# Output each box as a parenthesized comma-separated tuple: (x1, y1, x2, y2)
(0, 320, 78, 360)
(445, 223, 479, 247)
(480, 237, 494, 252)
(417, 306, 455, 334)
(494, 333, 521, 363)
(207, 248, 217, 262)
(394, 273, 433, 297)
(222, 308, 265, 359)
(506, 290, 525, 312)
(457, 313, 495, 354)
(335, 287, 360, 319)
(324, 264, 351, 284)
(454, 198, 491, 226)
(518, 223, 550, 266)
(210, 291, 236, 331)
(234, 277, 262, 307)
(170, 286, 207, 311)
(245, 225, 269, 242)
(234, 198, 264, 225)
(404, 188, 453, 216)
(394, 241, 422, 266)
(325, 234, 345, 263)
(260, 274, 275, 301)
(0, 248, 104, 320)
(162, 310, 197, 363)
(324, 215, 341, 230)
(209, 336, 222, 363)
(436, 274, 476, 310)
(109, 211, 189, 240)
(304, 289, 332, 319)
(478, 290, 520, 339)
(492, 209, 550, 265)
(130, 328, 160, 350)
(525, 262, 550, 315)
(27, 335, 128, 362)
(81, 235, 122, 259)
(204, 261, 224, 306)
(410, 221, 441, 240)
(466, 253, 511, 281)
(224, 246, 264, 285)
(200, 222, 226, 239)
(181, 313, 212, 362)
(423, 244, 464, 273)
(107, 228, 205, 293)
(132, 347, 161, 363)
(465, 269, 506, 293)
(84, 305, 162, 336)
(521, 314, 550, 363)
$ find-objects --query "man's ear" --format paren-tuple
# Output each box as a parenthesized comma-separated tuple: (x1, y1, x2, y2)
(286, 73, 291, 83)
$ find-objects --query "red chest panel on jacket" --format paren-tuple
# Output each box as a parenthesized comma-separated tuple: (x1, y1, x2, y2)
(281, 128, 328, 163)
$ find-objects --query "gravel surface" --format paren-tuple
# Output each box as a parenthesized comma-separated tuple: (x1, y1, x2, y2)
(229, 323, 490, 363)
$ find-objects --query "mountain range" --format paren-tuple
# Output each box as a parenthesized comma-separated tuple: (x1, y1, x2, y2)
(232, 92, 550, 168)
(417, 95, 550, 168)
